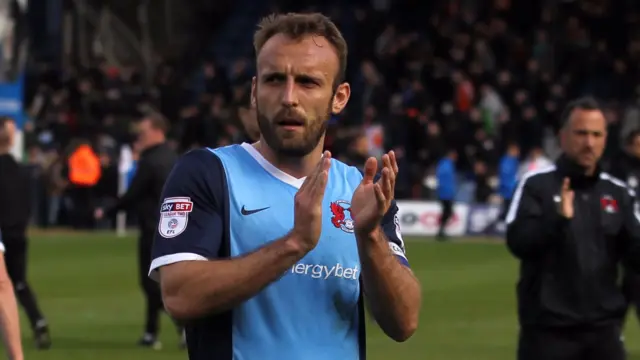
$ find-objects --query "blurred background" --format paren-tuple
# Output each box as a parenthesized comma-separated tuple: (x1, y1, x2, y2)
(5, 0, 640, 359)
(19, 0, 640, 234)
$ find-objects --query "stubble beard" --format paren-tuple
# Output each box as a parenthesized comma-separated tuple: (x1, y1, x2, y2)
(256, 102, 332, 158)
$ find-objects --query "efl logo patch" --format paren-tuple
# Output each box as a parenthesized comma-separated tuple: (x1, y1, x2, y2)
(159, 197, 193, 238)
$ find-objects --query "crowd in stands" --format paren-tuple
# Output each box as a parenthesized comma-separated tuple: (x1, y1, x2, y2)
(18, 0, 640, 228)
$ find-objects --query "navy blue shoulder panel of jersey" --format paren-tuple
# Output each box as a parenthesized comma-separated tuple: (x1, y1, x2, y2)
(151, 148, 233, 360)
(152, 148, 229, 261)
(357, 169, 409, 267)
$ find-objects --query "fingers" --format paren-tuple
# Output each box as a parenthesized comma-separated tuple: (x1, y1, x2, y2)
(380, 167, 394, 202)
(363, 157, 378, 184)
(310, 167, 329, 201)
(379, 153, 396, 200)
(305, 151, 331, 201)
(566, 190, 575, 200)
(389, 150, 399, 175)
(562, 177, 571, 193)
(300, 151, 331, 192)
(381, 154, 391, 171)
(374, 183, 386, 213)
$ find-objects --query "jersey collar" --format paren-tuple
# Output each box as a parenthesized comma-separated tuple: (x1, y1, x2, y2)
(240, 142, 306, 189)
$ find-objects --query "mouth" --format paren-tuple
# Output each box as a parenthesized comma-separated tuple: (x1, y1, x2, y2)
(277, 118, 305, 130)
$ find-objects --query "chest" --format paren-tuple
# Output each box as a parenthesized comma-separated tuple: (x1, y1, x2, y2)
(546, 186, 624, 239)
(226, 174, 361, 267)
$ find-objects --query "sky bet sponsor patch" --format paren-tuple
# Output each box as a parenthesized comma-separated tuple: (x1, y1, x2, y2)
(158, 197, 193, 238)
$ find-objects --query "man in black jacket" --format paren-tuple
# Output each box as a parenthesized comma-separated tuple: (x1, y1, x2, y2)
(0, 117, 50, 349)
(506, 97, 640, 360)
(609, 129, 640, 329)
(95, 114, 180, 348)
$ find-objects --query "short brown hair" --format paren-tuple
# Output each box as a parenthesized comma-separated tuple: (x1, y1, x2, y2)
(142, 113, 169, 134)
(253, 12, 348, 84)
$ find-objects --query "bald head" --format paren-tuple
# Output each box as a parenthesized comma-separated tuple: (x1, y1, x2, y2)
(0, 117, 15, 152)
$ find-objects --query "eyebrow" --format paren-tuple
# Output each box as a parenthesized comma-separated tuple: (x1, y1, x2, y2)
(573, 129, 604, 134)
(261, 70, 326, 83)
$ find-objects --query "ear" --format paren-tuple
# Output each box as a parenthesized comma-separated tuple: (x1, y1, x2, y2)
(558, 127, 566, 148)
(251, 76, 257, 107)
(331, 82, 351, 115)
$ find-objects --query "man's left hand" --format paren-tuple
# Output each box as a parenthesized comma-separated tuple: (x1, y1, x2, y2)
(351, 151, 398, 235)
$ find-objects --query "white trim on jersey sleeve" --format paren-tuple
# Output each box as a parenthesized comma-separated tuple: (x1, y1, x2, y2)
(148, 253, 208, 282)
(0, 241, 4, 253)
(506, 166, 556, 225)
(389, 242, 407, 259)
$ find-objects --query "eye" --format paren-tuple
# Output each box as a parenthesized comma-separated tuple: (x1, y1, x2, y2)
(297, 76, 319, 87)
(263, 74, 285, 84)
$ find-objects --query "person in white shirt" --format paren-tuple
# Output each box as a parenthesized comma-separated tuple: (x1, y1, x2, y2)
(517, 146, 553, 180)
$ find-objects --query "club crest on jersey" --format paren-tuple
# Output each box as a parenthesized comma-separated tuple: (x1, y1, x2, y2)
(330, 200, 354, 233)
(600, 195, 618, 214)
(159, 197, 193, 238)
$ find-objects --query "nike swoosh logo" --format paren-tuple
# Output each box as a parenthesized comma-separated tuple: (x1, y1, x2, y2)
(241, 206, 270, 216)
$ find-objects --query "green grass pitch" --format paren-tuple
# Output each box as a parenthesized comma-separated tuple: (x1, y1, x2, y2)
(3, 232, 640, 360)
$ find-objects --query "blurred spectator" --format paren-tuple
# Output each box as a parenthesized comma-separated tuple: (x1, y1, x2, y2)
(518, 146, 553, 179)
(498, 143, 520, 214)
(436, 149, 457, 241)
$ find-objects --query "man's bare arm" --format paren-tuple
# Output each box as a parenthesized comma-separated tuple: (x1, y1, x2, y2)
(160, 232, 310, 320)
(0, 254, 23, 360)
(357, 229, 421, 342)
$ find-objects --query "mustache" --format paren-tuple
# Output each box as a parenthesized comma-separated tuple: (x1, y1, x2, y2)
(274, 110, 306, 125)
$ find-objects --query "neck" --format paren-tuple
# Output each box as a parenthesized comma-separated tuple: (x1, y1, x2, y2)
(255, 139, 325, 179)
(561, 154, 598, 177)
(145, 138, 164, 150)
(0, 147, 10, 155)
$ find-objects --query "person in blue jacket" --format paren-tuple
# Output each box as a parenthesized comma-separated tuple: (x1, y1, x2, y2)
(436, 149, 457, 240)
(498, 143, 520, 220)
(484, 143, 520, 234)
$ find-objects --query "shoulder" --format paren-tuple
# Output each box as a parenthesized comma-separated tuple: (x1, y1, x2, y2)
(175, 148, 225, 175)
(209, 144, 247, 160)
(330, 158, 394, 187)
(600, 172, 635, 198)
(330, 158, 365, 182)
(519, 165, 557, 190)
(165, 149, 227, 199)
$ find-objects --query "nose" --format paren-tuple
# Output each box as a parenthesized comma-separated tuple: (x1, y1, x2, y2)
(281, 77, 298, 108)
(585, 133, 598, 148)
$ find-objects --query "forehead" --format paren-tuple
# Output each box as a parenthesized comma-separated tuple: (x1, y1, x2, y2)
(568, 108, 606, 131)
(256, 33, 339, 80)
(138, 119, 153, 130)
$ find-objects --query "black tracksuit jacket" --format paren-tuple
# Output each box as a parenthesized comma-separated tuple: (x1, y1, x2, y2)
(106, 142, 178, 238)
(0, 153, 30, 235)
(506, 156, 640, 329)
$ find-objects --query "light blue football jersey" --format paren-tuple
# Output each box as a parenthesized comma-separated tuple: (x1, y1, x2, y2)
(150, 143, 409, 360)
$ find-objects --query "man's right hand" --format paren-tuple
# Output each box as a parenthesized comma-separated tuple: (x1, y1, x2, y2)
(290, 151, 332, 253)
(558, 177, 574, 219)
